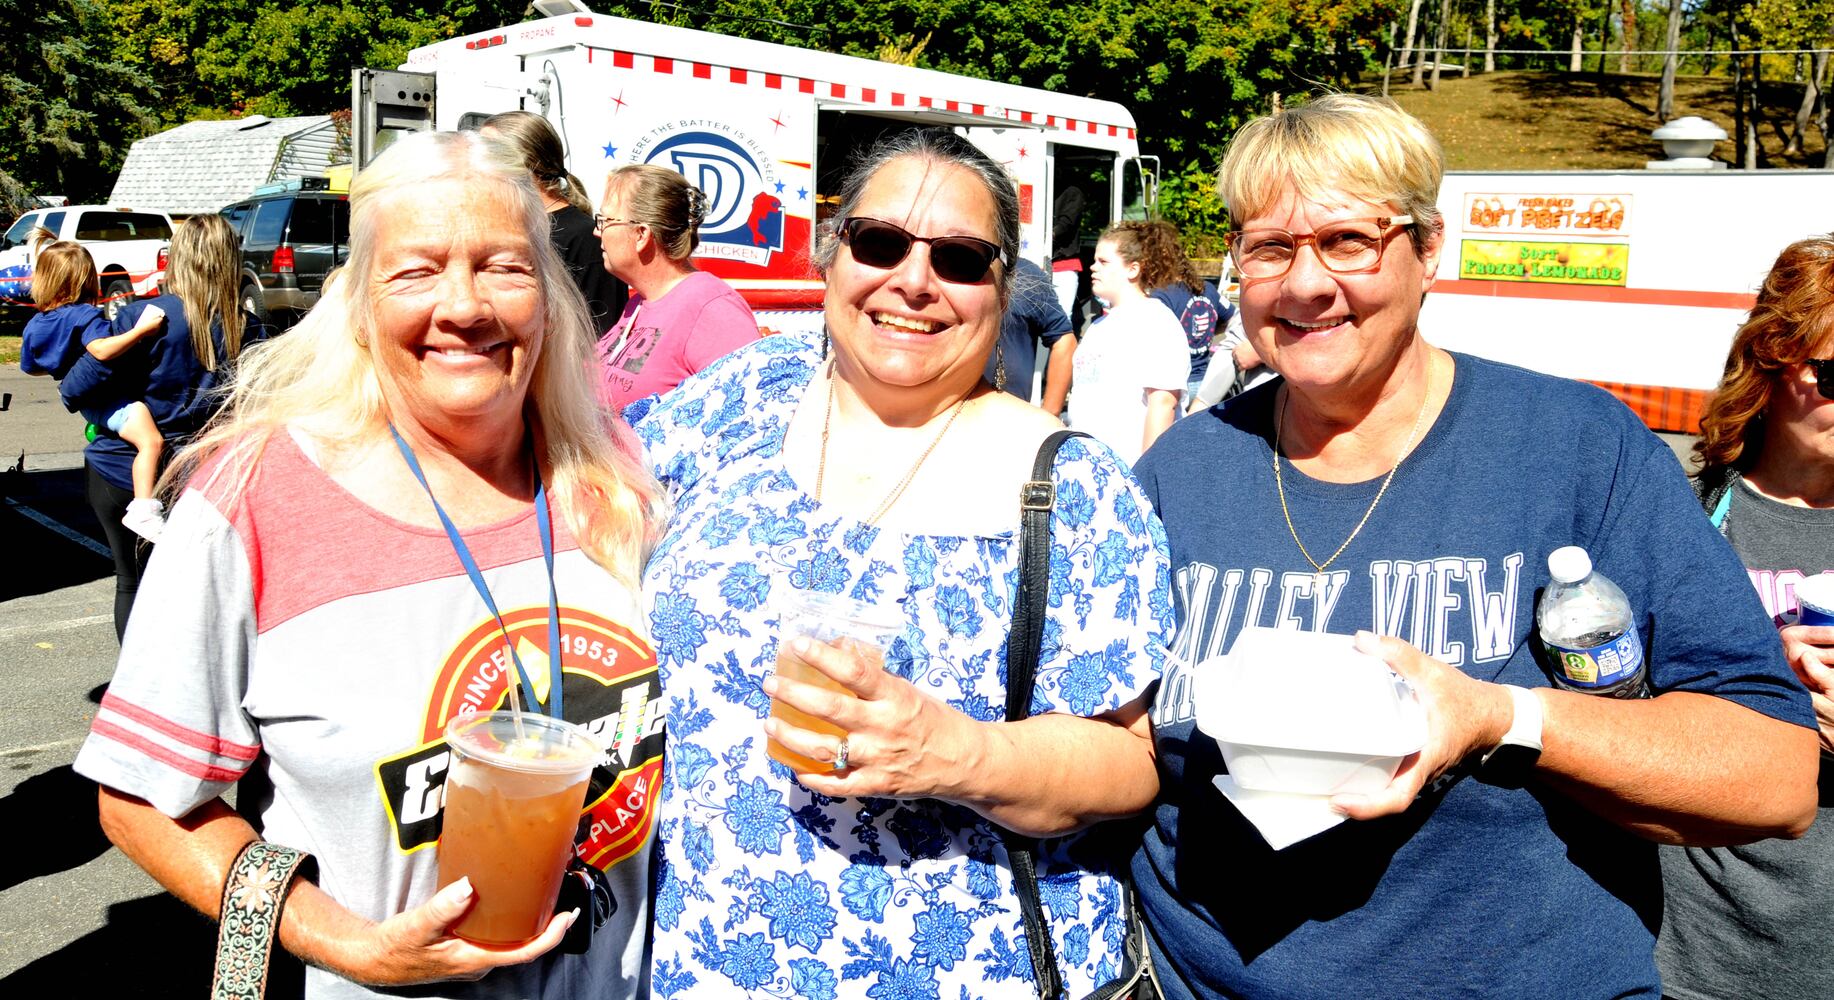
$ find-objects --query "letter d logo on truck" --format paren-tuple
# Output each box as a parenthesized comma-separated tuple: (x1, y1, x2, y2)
(646, 130, 783, 266)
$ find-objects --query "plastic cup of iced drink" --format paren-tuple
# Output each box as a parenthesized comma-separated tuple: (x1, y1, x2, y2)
(767, 589, 904, 773)
(1796, 575, 1834, 627)
(437, 711, 601, 944)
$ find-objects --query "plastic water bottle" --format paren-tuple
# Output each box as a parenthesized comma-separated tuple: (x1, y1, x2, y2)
(1536, 546, 1649, 699)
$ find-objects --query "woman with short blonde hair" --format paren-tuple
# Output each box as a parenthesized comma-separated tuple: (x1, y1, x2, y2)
(1130, 93, 1816, 1000)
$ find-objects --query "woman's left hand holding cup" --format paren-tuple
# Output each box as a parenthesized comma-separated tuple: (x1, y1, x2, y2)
(763, 635, 981, 801)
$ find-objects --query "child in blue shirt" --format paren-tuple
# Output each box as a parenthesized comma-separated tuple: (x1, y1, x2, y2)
(19, 230, 171, 541)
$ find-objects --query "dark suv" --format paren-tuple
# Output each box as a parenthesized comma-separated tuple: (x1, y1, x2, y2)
(220, 180, 349, 325)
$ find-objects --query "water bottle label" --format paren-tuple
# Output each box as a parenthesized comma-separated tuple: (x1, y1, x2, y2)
(1545, 630, 1644, 689)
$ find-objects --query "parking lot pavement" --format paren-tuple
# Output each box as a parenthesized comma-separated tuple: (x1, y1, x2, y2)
(0, 369, 218, 993)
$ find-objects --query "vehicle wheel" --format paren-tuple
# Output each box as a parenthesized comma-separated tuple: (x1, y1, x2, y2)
(102, 278, 133, 323)
(241, 283, 271, 325)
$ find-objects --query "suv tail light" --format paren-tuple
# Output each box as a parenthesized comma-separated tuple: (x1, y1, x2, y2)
(156, 247, 168, 271)
(273, 247, 295, 273)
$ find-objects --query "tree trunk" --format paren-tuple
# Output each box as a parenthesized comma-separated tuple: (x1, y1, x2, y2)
(1731, 21, 1748, 167)
(1619, 0, 1637, 73)
(1485, 0, 1497, 73)
(1383, 20, 1398, 96)
(1658, 0, 1682, 119)
(1814, 50, 1833, 164)
(1787, 51, 1826, 155)
(1570, 22, 1585, 72)
(1596, 8, 1611, 77)
(1400, 0, 1425, 78)
(1429, 0, 1451, 89)
(1463, 24, 1474, 77)
(1748, 47, 1764, 168)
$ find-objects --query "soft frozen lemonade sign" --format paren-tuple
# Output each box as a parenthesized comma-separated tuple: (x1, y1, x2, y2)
(636, 127, 783, 266)
(1460, 239, 1628, 286)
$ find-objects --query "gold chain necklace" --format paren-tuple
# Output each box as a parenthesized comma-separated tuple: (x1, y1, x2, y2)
(1273, 361, 1434, 589)
(815, 364, 971, 526)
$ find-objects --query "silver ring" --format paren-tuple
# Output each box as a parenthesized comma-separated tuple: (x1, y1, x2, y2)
(832, 739, 850, 771)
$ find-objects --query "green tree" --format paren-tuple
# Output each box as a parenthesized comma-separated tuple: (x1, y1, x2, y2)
(106, 1, 533, 121)
(0, 0, 155, 205)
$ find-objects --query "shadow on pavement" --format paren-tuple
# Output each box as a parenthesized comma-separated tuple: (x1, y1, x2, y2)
(0, 465, 112, 603)
(0, 766, 111, 893)
(0, 893, 222, 998)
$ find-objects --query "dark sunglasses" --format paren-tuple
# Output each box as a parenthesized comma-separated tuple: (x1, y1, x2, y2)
(1809, 358, 1834, 401)
(839, 217, 1007, 284)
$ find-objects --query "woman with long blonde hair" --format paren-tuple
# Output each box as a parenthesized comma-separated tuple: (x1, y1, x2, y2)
(57, 212, 266, 637)
(481, 110, 628, 333)
(74, 130, 663, 999)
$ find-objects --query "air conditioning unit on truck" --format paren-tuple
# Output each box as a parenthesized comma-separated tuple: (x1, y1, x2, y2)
(1424, 169, 1834, 433)
(352, 8, 1157, 338)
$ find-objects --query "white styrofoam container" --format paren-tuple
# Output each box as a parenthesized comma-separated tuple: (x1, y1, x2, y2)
(1193, 627, 1428, 796)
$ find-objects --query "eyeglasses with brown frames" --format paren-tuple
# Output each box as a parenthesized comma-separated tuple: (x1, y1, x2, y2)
(1226, 215, 1415, 280)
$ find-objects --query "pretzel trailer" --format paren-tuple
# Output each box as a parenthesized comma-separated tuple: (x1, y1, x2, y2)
(353, 10, 1155, 338)
(1425, 170, 1834, 432)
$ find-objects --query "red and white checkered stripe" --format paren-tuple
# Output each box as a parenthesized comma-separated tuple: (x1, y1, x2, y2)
(590, 48, 1136, 140)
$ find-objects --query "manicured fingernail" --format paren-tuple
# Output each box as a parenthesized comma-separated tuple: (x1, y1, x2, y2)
(762, 718, 779, 738)
(762, 675, 779, 694)
(566, 907, 581, 929)
(792, 637, 813, 657)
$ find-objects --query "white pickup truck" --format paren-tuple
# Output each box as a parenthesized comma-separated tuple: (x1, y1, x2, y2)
(0, 205, 173, 321)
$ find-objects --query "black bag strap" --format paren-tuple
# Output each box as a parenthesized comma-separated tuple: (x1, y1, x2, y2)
(1002, 429, 1087, 1000)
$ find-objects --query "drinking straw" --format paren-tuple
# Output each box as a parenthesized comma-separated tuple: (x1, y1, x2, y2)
(506, 663, 528, 743)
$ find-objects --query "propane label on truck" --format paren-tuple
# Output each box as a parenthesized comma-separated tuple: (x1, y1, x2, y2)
(1459, 240, 1629, 286)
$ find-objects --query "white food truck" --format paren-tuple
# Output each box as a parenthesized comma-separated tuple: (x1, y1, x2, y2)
(353, 8, 1155, 337)
(1425, 170, 1834, 431)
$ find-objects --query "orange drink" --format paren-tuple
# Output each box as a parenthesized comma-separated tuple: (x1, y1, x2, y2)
(766, 589, 903, 773)
(436, 712, 601, 944)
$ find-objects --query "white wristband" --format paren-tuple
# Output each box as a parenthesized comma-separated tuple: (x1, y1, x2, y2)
(1498, 684, 1544, 751)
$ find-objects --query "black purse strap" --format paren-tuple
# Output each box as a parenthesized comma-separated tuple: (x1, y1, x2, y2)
(1002, 429, 1087, 1000)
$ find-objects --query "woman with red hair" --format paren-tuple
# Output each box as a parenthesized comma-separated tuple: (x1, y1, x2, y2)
(1658, 233, 1834, 1000)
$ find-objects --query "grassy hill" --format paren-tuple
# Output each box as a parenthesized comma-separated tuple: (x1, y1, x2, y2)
(1371, 69, 1828, 171)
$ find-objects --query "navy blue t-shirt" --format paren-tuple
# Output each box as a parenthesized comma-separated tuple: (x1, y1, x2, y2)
(1129, 353, 1812, 999)
(985, 257, 1072, 400)
(59, 295, 269, 490)
(1150, 282, 1231, 384)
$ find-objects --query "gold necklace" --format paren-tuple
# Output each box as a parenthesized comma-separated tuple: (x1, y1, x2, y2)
(1273, 361, 1435, 590)
(815, 364, 971, 526)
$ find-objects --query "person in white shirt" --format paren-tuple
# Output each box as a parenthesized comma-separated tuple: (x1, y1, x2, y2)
(1069, 220, 1190, 462)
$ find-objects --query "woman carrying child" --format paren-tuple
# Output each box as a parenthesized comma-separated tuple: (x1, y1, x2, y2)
(20, 230, 172, 541)
(55, 214, 268, 639)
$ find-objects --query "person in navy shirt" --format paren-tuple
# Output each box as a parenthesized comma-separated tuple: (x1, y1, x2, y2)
(59, 214, 269, 639)
(1129, 94, 1818, 1000)
(982, 256, 1075, 413)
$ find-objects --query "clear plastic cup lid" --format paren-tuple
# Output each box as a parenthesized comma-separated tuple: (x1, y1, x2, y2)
(445, 711, 601, 775)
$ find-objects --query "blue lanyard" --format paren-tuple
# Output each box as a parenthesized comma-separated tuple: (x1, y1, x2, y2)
(389, 425, 563, 720)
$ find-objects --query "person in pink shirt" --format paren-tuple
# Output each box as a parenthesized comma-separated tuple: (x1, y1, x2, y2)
(595, 165, 759, 409)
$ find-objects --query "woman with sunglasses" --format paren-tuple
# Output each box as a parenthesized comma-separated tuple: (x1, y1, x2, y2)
(1072, 220, 1193, 463)
(595, 164, 758, 409)
(1656, 234, 1834, 1000)
(626, 128, 1171, 998)
(1127, 95, 1816, 999)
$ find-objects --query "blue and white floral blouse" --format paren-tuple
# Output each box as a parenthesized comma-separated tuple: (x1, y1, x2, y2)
(629, 332, 1175, 999)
